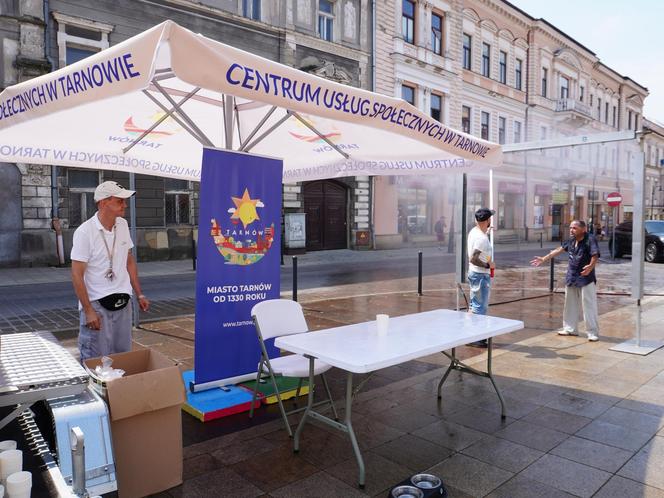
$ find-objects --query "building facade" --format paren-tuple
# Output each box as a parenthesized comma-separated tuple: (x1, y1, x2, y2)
(0, 0, 372, 266)
(373, 0, 651, 248)
(644, 118, 664, 220)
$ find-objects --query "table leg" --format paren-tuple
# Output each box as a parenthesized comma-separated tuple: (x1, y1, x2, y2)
(344, 371, 365, 488)
(487, 338, 506, 419)
(291, 366, 365, 487)
(293, 355, 316, 453)
(437, 347, 456, 399)
(437, 341, 507, 418)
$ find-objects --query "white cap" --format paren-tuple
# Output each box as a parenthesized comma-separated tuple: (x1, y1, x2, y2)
(94, 181, 135, 202)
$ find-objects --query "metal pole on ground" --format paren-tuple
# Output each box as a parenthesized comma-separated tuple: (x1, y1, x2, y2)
(455, 174, 467, 311)
(292, 256, 298, 302)
(129, 172, 139, 329)
(611, 140, 663, 355)
(549, 258, 554, 292)
(191, 230, 197, 271)
(417, 251, 423, 296)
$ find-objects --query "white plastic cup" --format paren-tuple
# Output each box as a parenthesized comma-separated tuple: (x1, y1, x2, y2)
(0, 442, 16, 453)
(5, 471, 30, 498)
(376, 314, 389, 335)
(0, 450, 21, 485)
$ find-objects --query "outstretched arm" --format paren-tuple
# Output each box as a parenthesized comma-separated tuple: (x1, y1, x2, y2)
(530, 246, 565, 267)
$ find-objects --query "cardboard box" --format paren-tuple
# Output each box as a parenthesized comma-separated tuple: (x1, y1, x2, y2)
(85, 349, 186, 498)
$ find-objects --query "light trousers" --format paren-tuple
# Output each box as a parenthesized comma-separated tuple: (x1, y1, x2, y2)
(78, 300, 133, 361)
(563, 282, 599, 335)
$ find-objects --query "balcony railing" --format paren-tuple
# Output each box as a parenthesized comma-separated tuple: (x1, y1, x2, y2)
(555, 98, 592, 117)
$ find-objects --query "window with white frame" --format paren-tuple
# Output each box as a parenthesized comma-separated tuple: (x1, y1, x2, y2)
(513, 120, 522, 143)
(482, 43, 490, 78)
(68, 169, 100, 227)
(318, 0, 334, 42)
(560, 76, 569, 99)
(430, 93, 442, 122)
(53, 13, 112, 68)
(498, 116, 506, 144)
(402, 0, 415, 45)
(402, 84, 415, 105)
(165, 179, 191, 225)
(515, 58, 522, 90)
(499, 51, 507, 84)
(481, 111, 490, 140)
(580, 85, 585, 102)
(462, 33, 472, 70)
(462, 105, 471, 134)
(242, 0, 261, 21)
(541, 67, 548, 97)
(431, 12, 443, 55)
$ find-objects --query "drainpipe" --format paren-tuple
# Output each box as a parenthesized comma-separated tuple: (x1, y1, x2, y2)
(370, 0, 377, 248)
(44, 0, 64, 265)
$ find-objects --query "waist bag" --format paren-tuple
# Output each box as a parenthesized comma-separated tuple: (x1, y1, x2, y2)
(98, 293, 130, 311)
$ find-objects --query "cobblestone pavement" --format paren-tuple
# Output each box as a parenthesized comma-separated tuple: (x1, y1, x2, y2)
(44, 259, 664, 498)
(3, 245, 664, 497)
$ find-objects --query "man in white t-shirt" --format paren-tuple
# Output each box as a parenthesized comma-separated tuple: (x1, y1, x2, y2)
(466, 208, 495, 347)
(71, 181, 150, 361)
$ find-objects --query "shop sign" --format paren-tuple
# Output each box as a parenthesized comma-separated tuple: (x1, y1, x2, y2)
(552, 191, 568, 204)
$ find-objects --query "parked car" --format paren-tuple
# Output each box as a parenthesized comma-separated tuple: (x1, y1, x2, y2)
(608, 220, 664, 263)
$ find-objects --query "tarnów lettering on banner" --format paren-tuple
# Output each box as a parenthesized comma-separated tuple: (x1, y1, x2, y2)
(194, 148, 283, 387)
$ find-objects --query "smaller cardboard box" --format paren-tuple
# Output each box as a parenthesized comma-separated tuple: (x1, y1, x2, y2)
(85, 349, 186, 498)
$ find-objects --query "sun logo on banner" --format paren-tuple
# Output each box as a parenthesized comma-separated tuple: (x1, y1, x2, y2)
(210, 188, 275, 266)
(123, 111, 182, 139)
(288, 114, 341, 143)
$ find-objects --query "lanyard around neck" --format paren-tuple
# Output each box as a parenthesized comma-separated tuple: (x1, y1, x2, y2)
(100, 225, 117, 270)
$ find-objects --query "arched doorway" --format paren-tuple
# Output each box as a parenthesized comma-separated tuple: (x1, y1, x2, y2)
(0, 163, 22, 266)
(303, 180, 348, 251)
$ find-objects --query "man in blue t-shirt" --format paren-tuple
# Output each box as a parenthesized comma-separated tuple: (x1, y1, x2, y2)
(530, 220, 600, 341)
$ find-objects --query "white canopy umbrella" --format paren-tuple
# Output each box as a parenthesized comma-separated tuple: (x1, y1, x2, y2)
(0, 21, 501, 181)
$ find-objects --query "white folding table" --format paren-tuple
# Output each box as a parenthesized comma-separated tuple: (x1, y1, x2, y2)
(275, 309, 524, 487)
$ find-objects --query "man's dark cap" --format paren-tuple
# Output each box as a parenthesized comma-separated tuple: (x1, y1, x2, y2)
(475, 208, 495, 222)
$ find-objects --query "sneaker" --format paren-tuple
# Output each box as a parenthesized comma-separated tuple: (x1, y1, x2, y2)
(558, 329, 579, 336)
(587, 333, 599, 342)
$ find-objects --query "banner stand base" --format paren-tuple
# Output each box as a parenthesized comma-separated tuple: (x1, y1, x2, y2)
(610, 339, 664, 356)
(239, 377, 309, 405)
(190, 372, 257, 393)
(182, 370, 261, 422)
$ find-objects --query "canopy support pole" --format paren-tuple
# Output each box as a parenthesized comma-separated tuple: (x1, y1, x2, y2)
(243, 112, 293, 152)
(223, 94, 235, 149)
(123, 85, 206, 153)
(290, 111, 349, 159)
(240, 105, 277, 150)
(233, 104, 243, 148)
(153, 80, 215, 147)
(141, 90, 211, 147)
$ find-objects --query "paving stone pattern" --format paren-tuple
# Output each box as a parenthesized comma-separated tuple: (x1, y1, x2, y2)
(5, 251, 664, 497)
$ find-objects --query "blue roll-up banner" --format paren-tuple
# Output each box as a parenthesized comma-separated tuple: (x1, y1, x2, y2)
(194, 148, 283, 387)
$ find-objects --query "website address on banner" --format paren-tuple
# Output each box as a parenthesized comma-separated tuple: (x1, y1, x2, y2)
(223, 320, 253, 328)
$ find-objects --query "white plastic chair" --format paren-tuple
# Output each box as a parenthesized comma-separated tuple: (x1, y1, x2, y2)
(249, 299, 338, 436)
